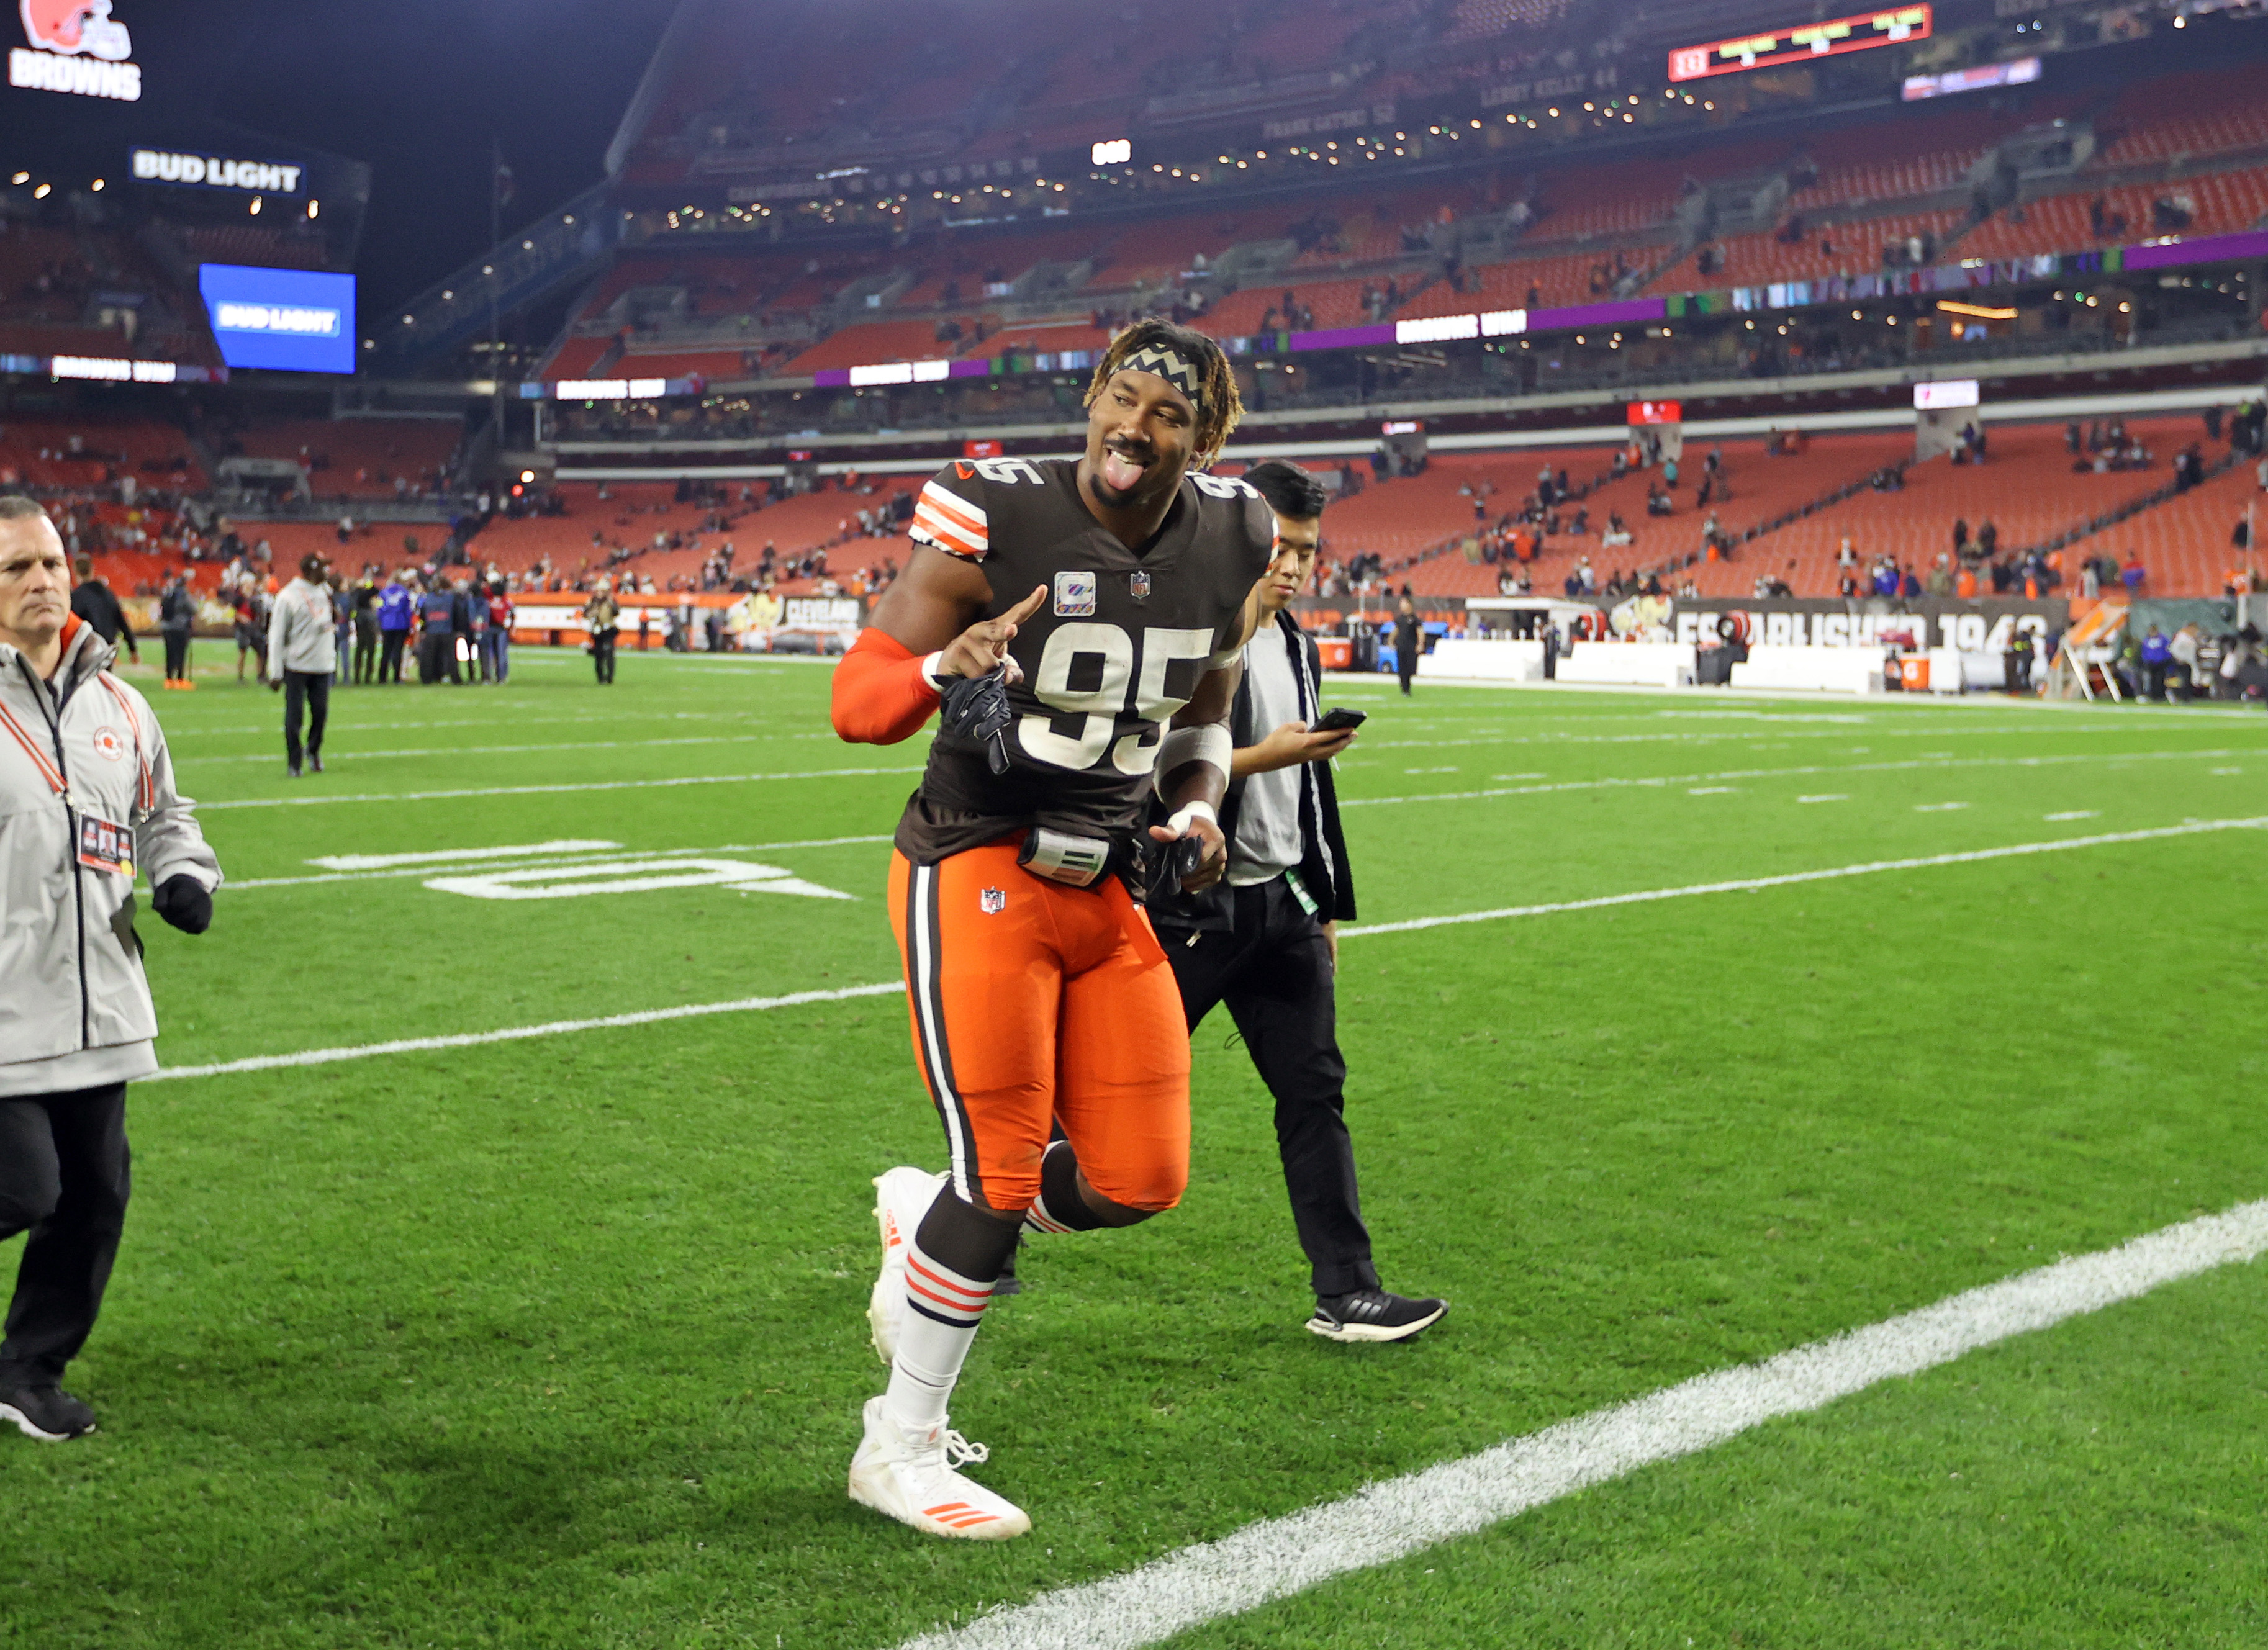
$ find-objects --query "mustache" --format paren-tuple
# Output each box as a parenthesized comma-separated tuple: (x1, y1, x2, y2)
(1103, 439, 1155, 462)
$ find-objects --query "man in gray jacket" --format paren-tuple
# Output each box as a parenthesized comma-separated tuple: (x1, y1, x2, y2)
(0, 497, 222, 1441)
(266, 553, 337, 776)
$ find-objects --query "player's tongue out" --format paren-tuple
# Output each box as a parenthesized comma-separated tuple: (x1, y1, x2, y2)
(1101, 448, 1147, 492)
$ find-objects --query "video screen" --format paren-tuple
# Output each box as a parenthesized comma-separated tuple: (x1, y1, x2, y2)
(197, 263, 357, 374)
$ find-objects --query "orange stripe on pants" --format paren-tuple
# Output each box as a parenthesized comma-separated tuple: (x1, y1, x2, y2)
(888, 844, 1190, 1215)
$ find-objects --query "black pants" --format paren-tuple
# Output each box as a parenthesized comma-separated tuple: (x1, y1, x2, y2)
(282, 669, 329, 769)
(379, 630, 407, 683)
(0, 1084, 129, 1387)
(417, 631, 454, 685)
(163, 631, 189, 681)
(353, 626, 377, 684)
(1166, 879, 1377, 1297)
(593, 630, 617, 683)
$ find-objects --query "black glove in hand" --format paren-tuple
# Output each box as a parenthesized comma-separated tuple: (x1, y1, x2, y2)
(938, 665, 1014, 775)
(152, 873, 212, 935)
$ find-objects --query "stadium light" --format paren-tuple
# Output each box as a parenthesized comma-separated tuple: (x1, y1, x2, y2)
(34, 183, 50, 198)
(307, 199, 319, 218)
(248, 196, 260, 213)
(91, 178, 102, 190)
(9, 171, 24, 184)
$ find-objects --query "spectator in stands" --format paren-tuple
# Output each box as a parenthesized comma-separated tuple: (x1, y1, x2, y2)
(158, 574, 195, 688)
(2121, 552, 2147, 596)
(1977, 520, 1999, 561)
(1927, 555, 1954, 598)
(66, 558, 137, 667)
(1951, 518, 1969, 559)
(376, 570, 413, 683)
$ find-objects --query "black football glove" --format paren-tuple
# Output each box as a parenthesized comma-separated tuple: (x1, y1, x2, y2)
(939, 665, 1013, 775)
(152, 874, 212, 935)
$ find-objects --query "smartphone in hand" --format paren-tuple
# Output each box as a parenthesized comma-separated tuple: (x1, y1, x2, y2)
(1312, 707, 1368, 733)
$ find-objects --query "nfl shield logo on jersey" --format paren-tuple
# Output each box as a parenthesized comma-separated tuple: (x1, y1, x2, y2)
(980, 886, 1007, 915)
(1129, 570, 1151, 602)
(1052, 570, 1097, 617)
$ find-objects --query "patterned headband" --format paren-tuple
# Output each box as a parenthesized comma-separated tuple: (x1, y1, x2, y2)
(1118, 343, 1206, 413)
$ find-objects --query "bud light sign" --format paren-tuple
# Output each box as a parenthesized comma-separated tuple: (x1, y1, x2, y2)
(197, 264, 356, 374)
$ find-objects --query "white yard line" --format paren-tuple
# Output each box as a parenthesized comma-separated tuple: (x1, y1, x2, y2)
(150, 818, 2264, 1080)
(217, 834, 894, 891)
(193, 765, 926, 810)
(1339, 747, 2267, 810)
(180, 731, 849, 765)
(141, 982, 906, 1083)
(1339, 817, 2268, 937)
(888, 1197, 2268, 1650)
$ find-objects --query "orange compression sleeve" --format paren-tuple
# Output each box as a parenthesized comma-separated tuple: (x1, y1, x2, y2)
(831, 626, 943, 744)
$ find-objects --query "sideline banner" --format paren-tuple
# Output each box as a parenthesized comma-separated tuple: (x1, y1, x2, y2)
(1673, 597, 2068, 651)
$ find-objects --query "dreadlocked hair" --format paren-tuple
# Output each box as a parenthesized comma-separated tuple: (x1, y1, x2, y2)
(1083, 318, 1244, 470)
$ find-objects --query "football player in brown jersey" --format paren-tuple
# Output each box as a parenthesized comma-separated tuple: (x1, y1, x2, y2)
(830, 320, 1273, 1538)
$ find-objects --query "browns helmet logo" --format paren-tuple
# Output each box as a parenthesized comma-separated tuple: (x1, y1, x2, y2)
(21, 0, 133, 58)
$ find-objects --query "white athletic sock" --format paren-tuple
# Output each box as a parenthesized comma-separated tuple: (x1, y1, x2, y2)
(882, 1238, 994, 1428)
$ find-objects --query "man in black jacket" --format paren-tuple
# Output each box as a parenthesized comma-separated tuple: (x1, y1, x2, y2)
(1152, 462, 1445, 1342)
(66, 558, 138, 665)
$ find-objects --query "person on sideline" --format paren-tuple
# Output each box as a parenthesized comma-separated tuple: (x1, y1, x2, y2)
(266, 554, 337, 777)
(584, 579, 620, 685)
(157, 572, 195, 688)
(66, 558, 138, 666)
(1394, 595, 1422, 695)
(0, 497, 222, 1442)
(376, 570, 413, 683)
(483, 581, 513, 684)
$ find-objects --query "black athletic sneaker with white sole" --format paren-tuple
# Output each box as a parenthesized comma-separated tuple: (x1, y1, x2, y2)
(1308, 1289, 1447, 1343)
(0, 1385, 97, 1441)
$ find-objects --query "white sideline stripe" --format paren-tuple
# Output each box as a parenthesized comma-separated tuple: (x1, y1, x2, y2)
(1339, 746, 2267, 809)
(140, 983, 907, 1083)
(194, 765, 924, 810)
(1339, 817, 2268, 937)
(149, 819, 2263, 1081)
(222, 835, 893, 891)
(181, 733, 846, 765)
(891, 1198, 2268, 1650)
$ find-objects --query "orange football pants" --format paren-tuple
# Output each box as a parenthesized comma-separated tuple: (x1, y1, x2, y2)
(889, 844, 1190, 1215)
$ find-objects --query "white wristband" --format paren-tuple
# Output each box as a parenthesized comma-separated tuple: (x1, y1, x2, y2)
(1154, 723, 1233, 796)
(1165, 800, 1218, 837)
(919, 651, 949, 693)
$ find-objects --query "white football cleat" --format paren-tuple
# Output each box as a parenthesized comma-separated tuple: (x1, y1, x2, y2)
(848, 1395, 1030, 1540)
(867, 1166, 945, 1364)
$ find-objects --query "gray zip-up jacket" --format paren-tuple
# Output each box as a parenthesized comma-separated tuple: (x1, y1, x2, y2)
(266, 576, 337, 679)
(0, 619, 222, 1096)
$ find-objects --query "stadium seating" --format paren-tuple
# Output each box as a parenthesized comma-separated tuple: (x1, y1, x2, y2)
(0, 415, 203, 490)
(231, 418, 463, 498)
(2051, 458, 2264, 600)
(1647, 209, 1969, 295)
(1689, 417, 2208, 597)
(783, 318, 967, 374)
(2089, 64, 2268, 171)
(1201, 276, 1381, 336)
(1959, 165, 2268, 262)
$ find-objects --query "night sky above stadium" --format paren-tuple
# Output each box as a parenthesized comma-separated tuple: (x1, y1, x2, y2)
(12, 0, 679, 312)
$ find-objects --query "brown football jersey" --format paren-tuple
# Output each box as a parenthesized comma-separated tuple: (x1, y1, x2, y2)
(895, 456, 1276, 863)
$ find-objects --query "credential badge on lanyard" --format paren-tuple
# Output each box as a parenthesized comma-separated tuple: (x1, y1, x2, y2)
(76, 812, 135, 879)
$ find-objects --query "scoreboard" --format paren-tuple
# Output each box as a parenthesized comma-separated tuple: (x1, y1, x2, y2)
(1668, 5, 1930, 83)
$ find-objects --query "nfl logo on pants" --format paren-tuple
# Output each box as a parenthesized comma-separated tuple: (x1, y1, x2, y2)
(980, 887, 1007, 914)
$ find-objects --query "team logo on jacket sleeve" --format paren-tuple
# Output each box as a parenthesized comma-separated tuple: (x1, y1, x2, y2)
(1052, 570, 1097, 618)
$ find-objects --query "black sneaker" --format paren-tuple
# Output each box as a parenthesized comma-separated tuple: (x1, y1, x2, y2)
(309, 753, 324, 773)
(1308, 1288, 1447, 1343)
(0, 1385, 97, 1441)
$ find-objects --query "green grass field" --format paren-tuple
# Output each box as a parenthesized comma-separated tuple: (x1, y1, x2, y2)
(6, 644, 2265, 1649)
